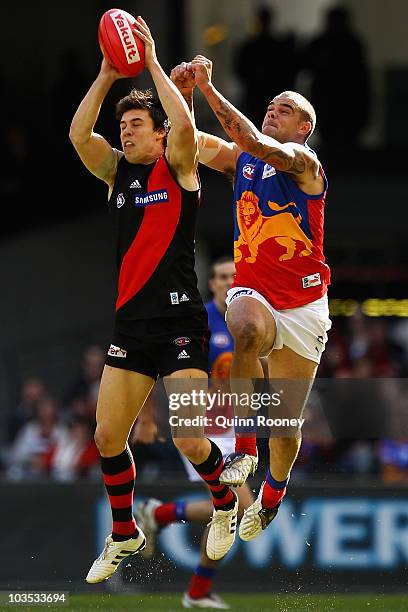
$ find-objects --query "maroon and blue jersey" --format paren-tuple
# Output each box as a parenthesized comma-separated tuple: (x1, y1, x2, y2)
(232, 150, 330, 309)
(206, 299, 233, 378)
(205, 299, 234, 436)
(109, 154, 205, 321)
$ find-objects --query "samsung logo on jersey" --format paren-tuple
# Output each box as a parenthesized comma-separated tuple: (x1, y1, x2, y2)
(134, 189, 169, 207)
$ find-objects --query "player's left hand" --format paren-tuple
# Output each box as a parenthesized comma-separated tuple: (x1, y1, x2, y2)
(190, 55, 213, 91)
(170, 62, 196, 94)
(133, 16, 157, 69)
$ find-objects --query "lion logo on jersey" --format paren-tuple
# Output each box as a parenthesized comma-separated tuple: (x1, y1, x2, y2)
(234, 191, 313, 263)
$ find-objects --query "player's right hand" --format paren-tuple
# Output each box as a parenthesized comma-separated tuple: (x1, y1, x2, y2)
(99, 57, 128, 81)
(133, 16, 157, 71)
(170, 62, 196, 93)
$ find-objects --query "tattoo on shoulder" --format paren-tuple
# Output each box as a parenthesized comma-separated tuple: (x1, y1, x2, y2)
(289, 150, 307, 174)
(257, 147, 307, 174)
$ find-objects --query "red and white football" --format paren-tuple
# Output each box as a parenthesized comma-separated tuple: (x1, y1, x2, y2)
(98, 8, 145, 77)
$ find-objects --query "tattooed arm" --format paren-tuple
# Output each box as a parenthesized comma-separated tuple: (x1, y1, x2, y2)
(190, 55, 318, 177)
(170, 61, 239, 177)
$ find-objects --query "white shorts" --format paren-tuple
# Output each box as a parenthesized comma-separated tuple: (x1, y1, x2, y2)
(226, 287, 332, 364)
(180, 436, 235, 483)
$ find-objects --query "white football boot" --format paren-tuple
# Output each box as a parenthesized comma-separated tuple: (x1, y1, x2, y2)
(182, 591, 230, 609)
(135, 498, 162, 559)
(239, 483, 280, 542)
(86, 529, 146, 583)
(206, 492, 238, 560)
(219, 451, 258, 487)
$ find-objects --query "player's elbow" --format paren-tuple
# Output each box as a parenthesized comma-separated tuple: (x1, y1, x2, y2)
(69, 121, 89, 146)
(177, 116, 195, 136)
(69, 120, 80, 143)
(69, 128, 82, 146)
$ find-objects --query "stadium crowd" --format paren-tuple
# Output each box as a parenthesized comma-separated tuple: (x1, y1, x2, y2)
(1, 311, 407, 485)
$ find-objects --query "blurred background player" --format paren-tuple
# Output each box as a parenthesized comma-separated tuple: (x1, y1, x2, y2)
(69, 18, 236, 584)
(137, 257, 254, 609)
(171, 56, 331, 542)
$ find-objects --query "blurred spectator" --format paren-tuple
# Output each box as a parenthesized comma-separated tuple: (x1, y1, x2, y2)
(390, 319, 408, 357)
(233, 6, 299, 128)
(51, 415, 99, 482)
(7, 377, 48, 443)
(347, 309, 370, 362)
(304, 5, 370, 151)
(2, 313, 408, 483)
(365, 320, 405, 377)
(318, 323, 350, 377)
(334, 312, 406, 377)
(7, 396, 65, 481)
(389, 320, 408, 376)
(64, 345, 105, 422)
(342, 440, 377, 477)
(378, 439, 408, 483)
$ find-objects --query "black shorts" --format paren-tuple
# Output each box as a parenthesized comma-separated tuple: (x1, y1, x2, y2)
(105, 312, 210, 379)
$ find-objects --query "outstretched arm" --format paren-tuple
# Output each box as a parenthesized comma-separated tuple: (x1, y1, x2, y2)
(170, 62, 239, 177)
(69, 59, 125, 187)
(134, 17, 198, 188)
(190, 56, 316, 176)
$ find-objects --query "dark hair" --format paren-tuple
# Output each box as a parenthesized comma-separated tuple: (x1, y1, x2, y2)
(115, 88, 168, 133)
(208, 255, 234, 280)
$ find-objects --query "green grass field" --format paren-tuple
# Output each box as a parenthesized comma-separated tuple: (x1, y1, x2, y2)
(5, 593, 408, 612)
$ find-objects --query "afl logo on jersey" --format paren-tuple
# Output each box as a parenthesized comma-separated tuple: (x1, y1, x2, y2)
(212, 332, 230, 348)
(243, 164, 255, 180)
(117, 193, 125, 208)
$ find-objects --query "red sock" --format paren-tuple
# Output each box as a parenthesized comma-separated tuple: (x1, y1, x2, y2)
(154, 501, 187, 527)
(190, 440, 234, 509)
(101, 447, 137, 541)
(188, 566, 215, 599)
(261, 469, 288, 509)
(235, 433, 257, 456)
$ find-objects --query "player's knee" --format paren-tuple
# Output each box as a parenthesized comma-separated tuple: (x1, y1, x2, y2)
(230, 319, 264, 351)
(94, 425, 119, 455)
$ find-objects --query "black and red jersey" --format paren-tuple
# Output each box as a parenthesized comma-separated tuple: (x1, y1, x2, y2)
(109, 154, 205, 321)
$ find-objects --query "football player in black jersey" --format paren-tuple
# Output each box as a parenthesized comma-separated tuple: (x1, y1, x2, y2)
(70, 16, 238, 583)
